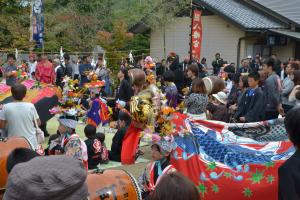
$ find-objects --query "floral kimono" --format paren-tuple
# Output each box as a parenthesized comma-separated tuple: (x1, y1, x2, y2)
(62, 133, 88, 170)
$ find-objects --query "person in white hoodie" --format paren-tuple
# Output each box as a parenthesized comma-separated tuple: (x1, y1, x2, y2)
(28, 54, 37, 79)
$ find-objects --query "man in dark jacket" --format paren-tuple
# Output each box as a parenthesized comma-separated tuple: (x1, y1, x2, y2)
(56, 54, 73, 88)
(279, 106, 300, 200)
(63, 54, 73, 77)
(179, 57, 190, 72)
(155, 59, 166, 78)
(167, 53, 184, 93)
(234, 71, 265, 122)
(55, 65, 65, 88)
(4, 54, 17, 86)
(212, 53, 223, 75)
(79, 55, 93, 86)
(262, 58, 284, 120)
(179, 57, 191, 89)
(271, 54, 282, 77)
(238, 59, 252, 75)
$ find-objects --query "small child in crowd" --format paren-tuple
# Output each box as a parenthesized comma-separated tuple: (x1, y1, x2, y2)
(234, 71, 265, 122)
(229, 75, 249, 114)
(163, 70, 178, 108)
(139, 139, 176, 199)
(227, 74, 241, 108)
(207, 91, 230, 122)
(96, 132, 109, 164)
(84, 124, 108, 170)
(223, 64, 236, 94)
(109, 111, 131, 162)
(184, 78, 208, 119)
(45, 130, 62, 155)
(46, 115, 88, 169)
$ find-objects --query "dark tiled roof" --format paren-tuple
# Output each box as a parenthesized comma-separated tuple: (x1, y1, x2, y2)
(252, 0, 300, 26)
(269, 29, 300, 40)
(197, 0, 287, 29)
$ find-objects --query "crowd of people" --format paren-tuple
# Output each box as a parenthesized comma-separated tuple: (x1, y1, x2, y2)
(0, 50, 300, 200)
(0, 53, 113, 94)
(2, 51, 299, 121)
(156, 52, 300, 123)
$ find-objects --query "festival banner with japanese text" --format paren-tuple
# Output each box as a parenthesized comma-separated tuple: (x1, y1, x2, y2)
(191, 9, 202, 61)
(31, 0, 44, 48)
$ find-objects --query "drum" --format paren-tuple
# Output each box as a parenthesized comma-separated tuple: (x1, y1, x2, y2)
(203, 76, 225, 95)
(87, 169, 142, 200)
(0, 137, 31, 190)
(128, 69, 146, 87)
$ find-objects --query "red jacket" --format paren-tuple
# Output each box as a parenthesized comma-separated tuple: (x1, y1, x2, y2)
(36, 60, 55, 84)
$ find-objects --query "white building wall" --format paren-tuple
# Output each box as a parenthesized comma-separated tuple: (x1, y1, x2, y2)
(150, 17, 191, 62)
(201, 15, 245, 66)
(150, 15, 245, 66)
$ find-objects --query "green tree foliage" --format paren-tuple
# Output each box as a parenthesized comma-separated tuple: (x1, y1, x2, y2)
(43, 0, 113, 52)
(114, 0, 190, 28)
(0, 0, 34, 50)
(141, 0, 190, 29)
(0, 0, 189, 54)
(96, 21, 133, 70)
(125, 34, 151, 57)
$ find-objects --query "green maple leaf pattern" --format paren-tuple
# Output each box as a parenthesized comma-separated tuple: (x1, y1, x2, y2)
(266, 175, 275, 184)
(264, 162, 274, 169)
(206, 162, 217, 171)
(248, 169, 264, 184)
(198, 183, 208, 198)
(224, 172, 232, 179)
(211, 184, 219, 193)
(243, 188, 253, 198)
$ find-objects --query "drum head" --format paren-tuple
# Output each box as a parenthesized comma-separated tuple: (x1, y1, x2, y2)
(203, 76, 225, 95)
(128, 69, 146, 87)
(87, 169, 142, 200)
(203, 77, 213, 94)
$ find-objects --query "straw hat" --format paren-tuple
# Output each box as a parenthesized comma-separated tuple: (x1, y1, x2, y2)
(212, 91, 227, 105)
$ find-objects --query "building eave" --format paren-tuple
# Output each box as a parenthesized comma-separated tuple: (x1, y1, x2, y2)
(245, 0, 300, 28)
(194, 0, 247, 31)
(193, 0, 288, 30)
(269, 29, 300, 41)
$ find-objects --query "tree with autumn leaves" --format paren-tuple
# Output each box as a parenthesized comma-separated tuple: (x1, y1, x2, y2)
(0, 0, 189, 62)
(96, 21, 134, 70)
(0, 0, 35, 50)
